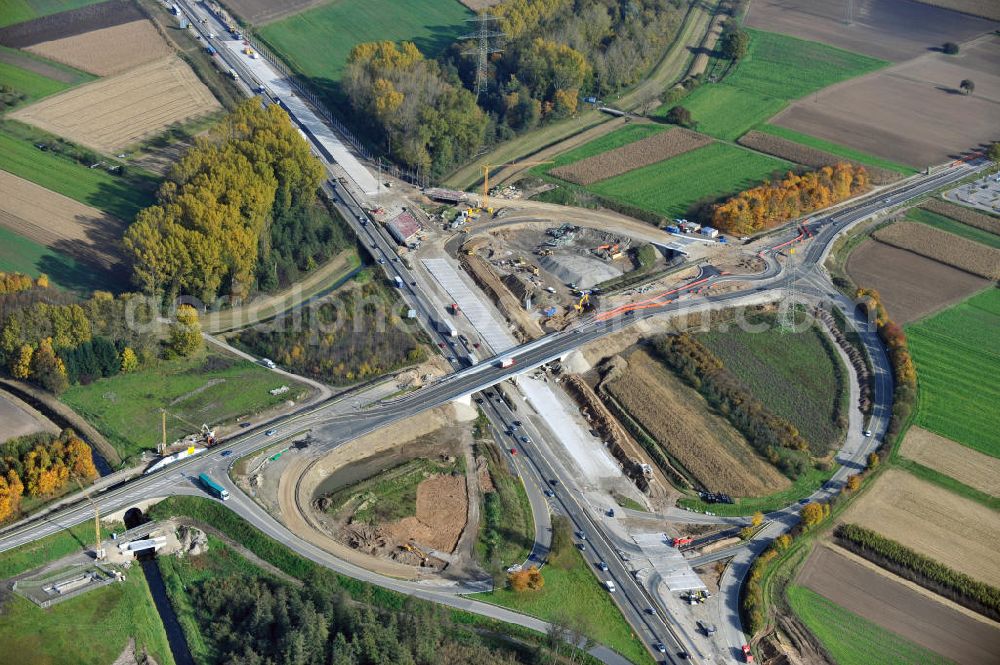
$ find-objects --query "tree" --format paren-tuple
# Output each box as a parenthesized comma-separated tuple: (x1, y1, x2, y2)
(960, 79, 975, 95)
(508, 566, 544, 591)
(800, 502, 824, 528)
(774, 534, 792, 551)
(751, 511, 764, 527)
(739, 526, 755, 540)
(987, 142, 1000, 162)
(10, 344, 33, 379)
(30, 337, 68, 394)
(120, 347, 139, 373)
(665, 105, 693, 127)
(942, 42, 959, 55)
(867, 452, 880, 470)
(35, 273, 49, 288)
(721, 29, 750, 60)
(168, 305, 203, 357)
(846, 474, 862, 492)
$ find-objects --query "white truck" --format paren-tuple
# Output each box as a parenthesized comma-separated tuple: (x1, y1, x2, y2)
(603, 580, 616, 592)
(498, 357, 515, 369)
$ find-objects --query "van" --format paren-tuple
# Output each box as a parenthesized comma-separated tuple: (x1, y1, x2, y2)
(261, 358, 276, 369)
(604, 580, 616, 592)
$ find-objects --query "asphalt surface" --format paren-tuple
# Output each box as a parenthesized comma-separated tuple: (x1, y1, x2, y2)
(0, 7, 990, 659)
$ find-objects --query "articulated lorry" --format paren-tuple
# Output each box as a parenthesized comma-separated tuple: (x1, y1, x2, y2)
(199, 473, 230, 501)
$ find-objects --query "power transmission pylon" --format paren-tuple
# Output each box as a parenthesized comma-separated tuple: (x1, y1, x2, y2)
(778, 248, 799, 333)
(461, 12, 504, 100)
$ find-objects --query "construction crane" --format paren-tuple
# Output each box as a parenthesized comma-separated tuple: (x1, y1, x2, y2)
(74, 477, 104, 560)
(479, 160, 553, 210)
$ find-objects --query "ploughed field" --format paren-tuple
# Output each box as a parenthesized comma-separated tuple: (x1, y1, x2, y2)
(25, 19, 171, 76)
(901, 426, 1000, 496)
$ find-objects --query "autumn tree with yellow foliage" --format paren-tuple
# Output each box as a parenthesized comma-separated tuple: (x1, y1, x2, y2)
(0, 429, 98, 522)
(711, 163, 870, 235)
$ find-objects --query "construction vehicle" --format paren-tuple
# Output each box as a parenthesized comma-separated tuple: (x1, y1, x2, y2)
(478, 160, 553, 210)
(573, 292, 590, 312)
(401, 541, 429, 564)
(672, 537, 694, 547)
(742, 644, 754, 663)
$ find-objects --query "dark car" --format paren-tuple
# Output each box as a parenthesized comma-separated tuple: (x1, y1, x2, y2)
(543, 489, 555, 498)
(239, 422, 251, 428)
(549, 479, 559, 486)
(474, 397, 484, 404)
(519, 436, 529, 443)
(596, 561, 608, 571)
(512, 420, 523, 427)
(220, 450, 233, 457)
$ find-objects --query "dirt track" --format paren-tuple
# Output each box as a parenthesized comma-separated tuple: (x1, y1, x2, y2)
(846, 239, 989, 323)
(0, 170, 124, 269)
(11, 55, 220, 154)
(26, 19, 172, 76)
(798, 544, 1000, 665)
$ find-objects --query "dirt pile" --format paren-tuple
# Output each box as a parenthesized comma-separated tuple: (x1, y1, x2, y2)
(386, 474, 468, 553)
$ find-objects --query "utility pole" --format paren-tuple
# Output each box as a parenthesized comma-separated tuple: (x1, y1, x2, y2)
(74, 477, 104, 560)
(461, 12, 504, 100)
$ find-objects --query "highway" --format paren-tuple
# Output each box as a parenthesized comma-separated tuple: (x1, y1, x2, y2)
(2, 4, 992, 659)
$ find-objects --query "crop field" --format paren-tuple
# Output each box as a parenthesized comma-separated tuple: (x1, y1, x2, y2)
(605, 349, 790, 497)
(549, 128, 711, 185)
(0, 226, 110, 292)
(654, 29, 886, 140)
(0, 169, 123, 267)
(921, 198, 1000, 236)
(0, 124, 156, 220)
(901, 427, 1000, 496)
(754, 125, 918, 176)
(61, 352, 310, 460)
(839, 468, 1000, 586)
(906, 208, 1000, 250)
(699, 313, 846, 454)
(0, 48, 90, 110)
(10, 56, 221, 153)
(223, 0, 327, 25)
(774, 36, 1000, 168)
(0, 0, 142, 46)
(744, 0, 999, 62)
(787, 586, 953, 665)
(906, 288, 1000, 457)
(874, 222, 1000, 280)
(846, 240, 989, 324)
(914, 0, 1000, 20)
(587, 142, 791, 220)
(539, 123, 668, 173)
(258, 0, 471, 97)
(0, 0, 109, 29)
(737, 129, 902, 185)
(26, 19, 172, 76)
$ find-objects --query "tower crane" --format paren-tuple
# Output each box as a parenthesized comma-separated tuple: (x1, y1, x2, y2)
(73, 477, 104, 560)
(479, 160, 553, 211)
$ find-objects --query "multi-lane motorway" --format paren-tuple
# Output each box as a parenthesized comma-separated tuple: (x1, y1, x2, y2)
(0, 6, 991, 659)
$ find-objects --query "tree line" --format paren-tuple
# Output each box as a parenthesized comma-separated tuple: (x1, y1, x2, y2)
(233, 276, 425, 386)
(855, 288, 916, 439)
(124, 100, 346, 303)
(342, 0, 687, 175)
(711, 163, 870, 235)
(651, 333, 813, 478)
(185, 572, 527, 665)
(0, 429, 98, 522)
(1, 276, 201, 395)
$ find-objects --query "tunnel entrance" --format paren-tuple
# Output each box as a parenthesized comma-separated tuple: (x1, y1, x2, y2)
(123, 507, 147, 530)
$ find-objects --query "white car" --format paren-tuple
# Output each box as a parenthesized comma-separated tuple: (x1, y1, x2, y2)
(265, 429, 277, 436)
(863, 429, 872, 437)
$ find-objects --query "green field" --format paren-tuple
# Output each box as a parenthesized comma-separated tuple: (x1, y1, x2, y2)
(0, 48, 93, 110)
(906, 207, 1000, 250)
(787, 586, 952, 665)
(756, 124, 918, 176)
(61, 352, 310, 461)
(258, 0, 471, 102)
(906, 288, 1000, 458)
(0, 0, 106, 27)
(700, 311, 847, 454)
(471, 545, 654, 665)
(539, 123, 669, 173)
(476, 435, 534, 572)
(0, 124, 157, 221)
(587, 141, 791, 220)
(655, 29, 887, 140)
(0, 225, 119, 293)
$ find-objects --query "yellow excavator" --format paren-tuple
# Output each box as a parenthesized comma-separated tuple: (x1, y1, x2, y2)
(574, 292, 590, 312)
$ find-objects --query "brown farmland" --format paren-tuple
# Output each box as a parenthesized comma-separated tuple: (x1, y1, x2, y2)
(26, 20, 172, 77)
(550, 128, 712, 185)
(0, 170, 123, 269)
(797, 544, 1000, 665)
(745, 0, 999, 62)
(0, 0, 142, 48)
(774, 36, 1000, 168)
(901, 427, 1000, 496)
(839, 469, 1000, 587)
(222, 0, 328, 25)
(10, 56, 221, 154)
(924, 198, 1000, 236)
(846, 239, 989, 323)
(738, 130, 901, 185)
(873, 221, 1000, 280)
(604, 349, 789, 497)
(912, 0, 1000, 21)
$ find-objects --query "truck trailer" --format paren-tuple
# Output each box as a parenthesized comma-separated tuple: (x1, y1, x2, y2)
(199, 473, 230, 501)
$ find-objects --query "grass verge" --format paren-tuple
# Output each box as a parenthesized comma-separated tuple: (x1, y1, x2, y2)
(894, 456, 1000, 511)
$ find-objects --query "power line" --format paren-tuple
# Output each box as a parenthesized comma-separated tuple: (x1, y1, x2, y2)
(461, 12, 504, 100)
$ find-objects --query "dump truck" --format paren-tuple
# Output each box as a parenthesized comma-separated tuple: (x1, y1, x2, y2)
(199, 473, 230, 501)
